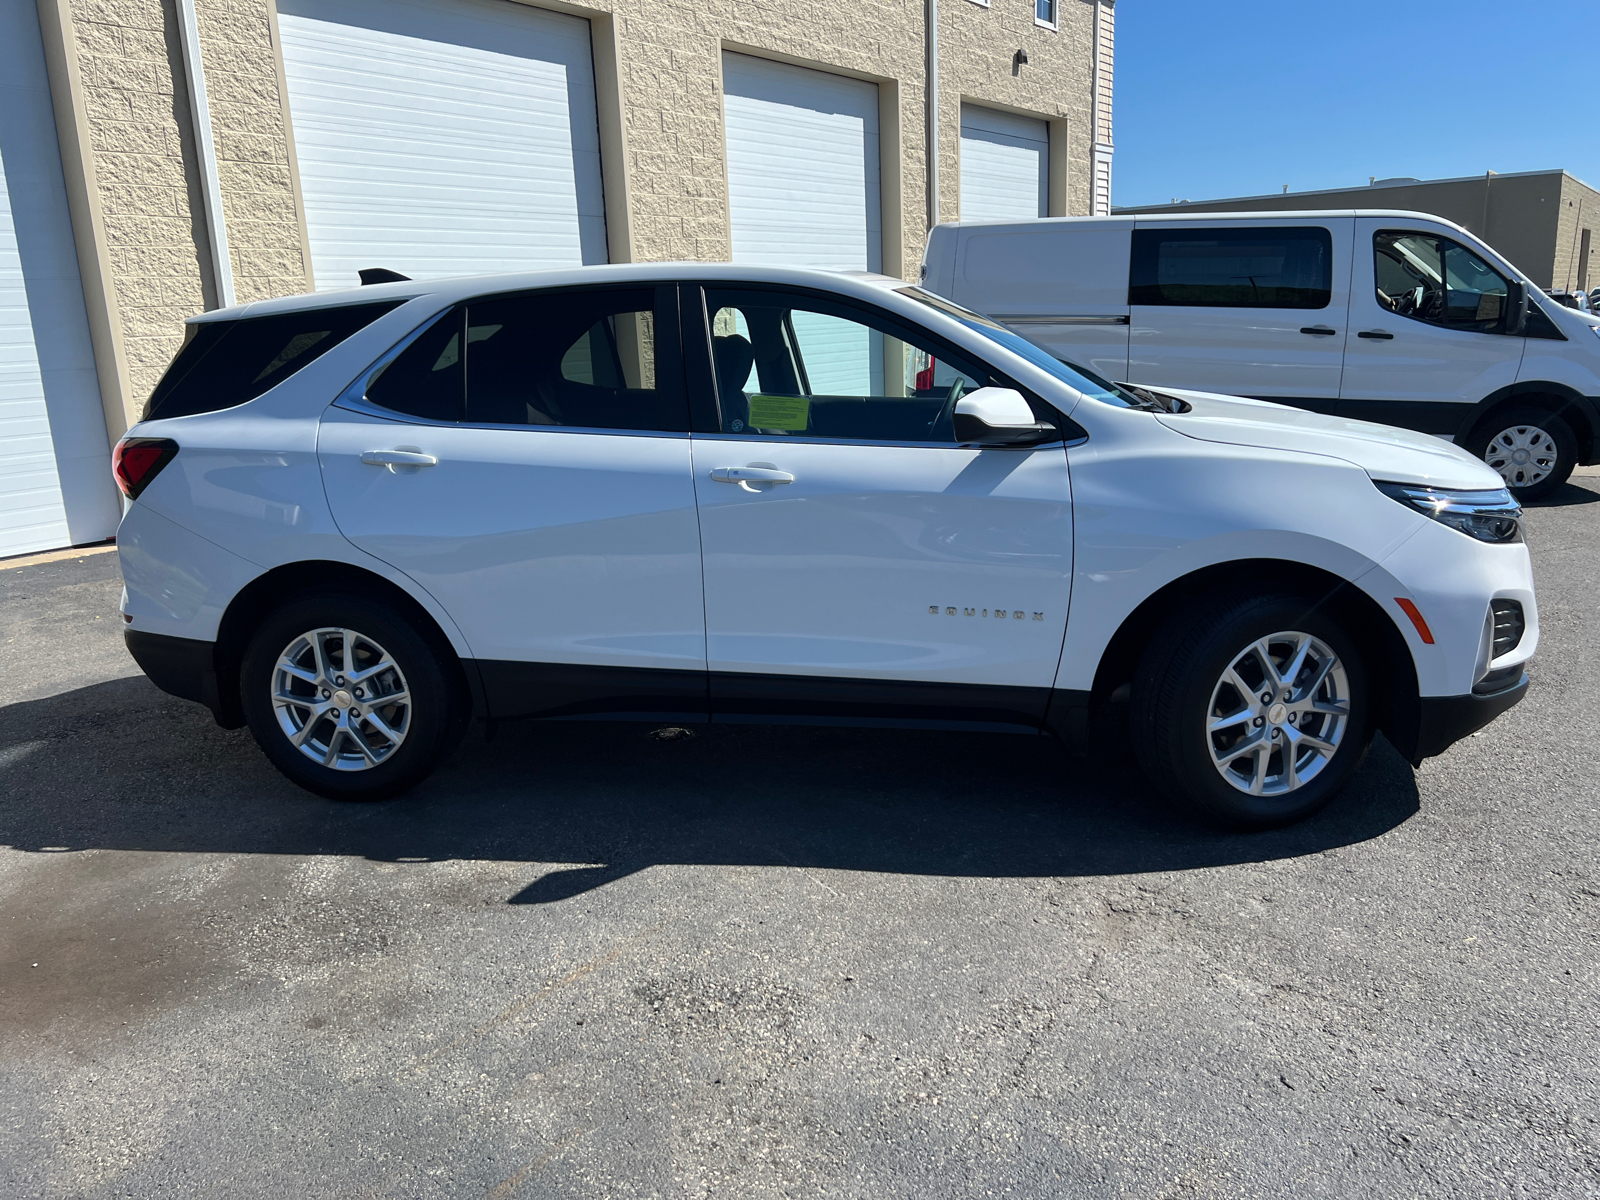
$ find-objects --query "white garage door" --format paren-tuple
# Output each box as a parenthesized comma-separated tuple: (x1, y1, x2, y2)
(960, 105, 1049, 222)
(278, 0, 608, 290)
(722, 53, 881, 273)
(0, 0, 117, 557)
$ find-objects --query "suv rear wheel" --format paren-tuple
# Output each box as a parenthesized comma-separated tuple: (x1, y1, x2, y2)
(240, 591, 465, 799)
(1131, 591, 1372, 829)
(1463, 406, 1577, 501)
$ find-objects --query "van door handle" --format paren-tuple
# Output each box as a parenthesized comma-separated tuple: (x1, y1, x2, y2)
(1300, 325, 1338, 336)
(1357, 330, 1396, 340)
(361, 449, 438, 469)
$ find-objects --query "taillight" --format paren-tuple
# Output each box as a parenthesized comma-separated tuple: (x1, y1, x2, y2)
(113, 437, 178, 499)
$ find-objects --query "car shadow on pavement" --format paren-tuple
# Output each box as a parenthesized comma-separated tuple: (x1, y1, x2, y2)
(0, 676, 1421, 902)
(1525, 478, 1600, 507)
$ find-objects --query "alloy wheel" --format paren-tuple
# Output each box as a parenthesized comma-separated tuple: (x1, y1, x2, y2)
(271, 627, 411, 770)
(1207, 630, 1349, 797)
(1483, 424, 1558, 489)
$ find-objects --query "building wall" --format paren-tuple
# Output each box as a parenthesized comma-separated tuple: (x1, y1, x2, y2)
(66, 0, 213, 409)
(42, 0, 1106, 434)
(1114, 171, 1597, 290)
(1554, 174, 1600, 293)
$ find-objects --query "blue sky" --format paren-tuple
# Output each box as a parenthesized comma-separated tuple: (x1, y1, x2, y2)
(1113, 0, 1600, 207)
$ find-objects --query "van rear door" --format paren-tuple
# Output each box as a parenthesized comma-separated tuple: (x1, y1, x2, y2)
(1126, 218, 1353, 407)
(948, 220, 1132, 381)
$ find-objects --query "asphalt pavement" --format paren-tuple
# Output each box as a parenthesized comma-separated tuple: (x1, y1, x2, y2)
(2, 472, 1597, 1198)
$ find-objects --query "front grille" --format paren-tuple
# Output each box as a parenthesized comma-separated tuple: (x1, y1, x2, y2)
(1491, 600, 1525, 659)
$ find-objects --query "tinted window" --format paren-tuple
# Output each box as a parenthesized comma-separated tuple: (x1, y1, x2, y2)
(463, 287, 686, 431)
(1374, 231, 1511, 334)
(365, 306, 464, 422)
(145, 301, 402, 420)
(706, 287, 1020, 442)
(1130, 227, 1333, 309)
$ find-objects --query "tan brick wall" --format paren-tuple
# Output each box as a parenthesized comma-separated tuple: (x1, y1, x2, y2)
(192, 0, 310, 302)
(68, 0, 210, 406)
(1553, 175, 1600, 294)
(64, 0, 1098, 414)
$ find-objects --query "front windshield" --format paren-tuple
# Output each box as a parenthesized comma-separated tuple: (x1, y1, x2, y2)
(895, 286, 1156, 410)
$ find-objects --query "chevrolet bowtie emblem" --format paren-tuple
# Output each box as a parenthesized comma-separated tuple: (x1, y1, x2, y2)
(930, 606, 1044, 620)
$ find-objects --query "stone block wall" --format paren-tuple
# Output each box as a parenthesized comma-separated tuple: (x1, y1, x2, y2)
(67, 0, 210, 406)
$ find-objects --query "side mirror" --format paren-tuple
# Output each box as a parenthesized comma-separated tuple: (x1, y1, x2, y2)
(953, 387, 1053, 445)
(1504, 280, 1528, 336)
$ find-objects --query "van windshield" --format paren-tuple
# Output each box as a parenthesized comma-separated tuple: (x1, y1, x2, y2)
(894, 287, 1158, 410)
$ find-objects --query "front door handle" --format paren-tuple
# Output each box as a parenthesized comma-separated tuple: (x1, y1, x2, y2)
(1357, 330, 1396, 340)
(361, 449, 438, 471)
(1300, 325, 1338, 336)
(710, 465, 794, 492)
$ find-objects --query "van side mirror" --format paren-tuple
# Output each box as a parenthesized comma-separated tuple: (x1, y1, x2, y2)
(1505, 281, 1528, 336)
(953, 387, 1053, 445)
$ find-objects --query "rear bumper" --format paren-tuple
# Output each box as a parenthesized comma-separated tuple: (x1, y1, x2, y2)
(125, 630, 233, 724)
(1412, 671, 1529, 761)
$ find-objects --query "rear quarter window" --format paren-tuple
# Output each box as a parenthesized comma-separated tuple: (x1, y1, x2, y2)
(143, 301, 404, 420)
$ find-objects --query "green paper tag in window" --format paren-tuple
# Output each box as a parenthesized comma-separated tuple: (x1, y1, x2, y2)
(746, 394, 810, 431)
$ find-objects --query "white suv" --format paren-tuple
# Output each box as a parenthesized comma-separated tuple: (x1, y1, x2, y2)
(114, 265, 1535, 828)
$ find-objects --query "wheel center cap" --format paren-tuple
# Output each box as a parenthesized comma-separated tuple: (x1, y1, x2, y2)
(1267, 702, 1288, 725)
(1511, 448, 1530, 464)
(332, 689, 354, 709)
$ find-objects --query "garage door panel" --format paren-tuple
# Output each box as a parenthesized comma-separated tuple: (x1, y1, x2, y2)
(960, 105, 1049, 222)
(722, 53, 881, 273)
(278, 0, 607, 288)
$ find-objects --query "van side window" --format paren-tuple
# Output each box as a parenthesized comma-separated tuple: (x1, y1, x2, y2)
(1129, 227, 1332, 309)
(1374, 231, 1511, 334)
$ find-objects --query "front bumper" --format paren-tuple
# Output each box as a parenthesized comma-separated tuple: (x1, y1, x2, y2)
(1409, 670, 1529, 762)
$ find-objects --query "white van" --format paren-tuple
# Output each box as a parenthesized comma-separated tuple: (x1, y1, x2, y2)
(923, 211, 1600, 498)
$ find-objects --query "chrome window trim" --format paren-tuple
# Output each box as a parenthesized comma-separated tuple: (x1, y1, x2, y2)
(689, 433, 1079, 451)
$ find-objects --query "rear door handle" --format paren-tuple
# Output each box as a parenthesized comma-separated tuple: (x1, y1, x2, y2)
(1357, 330, 1395, 340)
(1300, 325, 1338, 336)
(710, 465, 794, 492)
(361, 449, 438, 469)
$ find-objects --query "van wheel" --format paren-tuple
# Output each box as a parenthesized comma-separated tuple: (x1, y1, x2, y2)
(1464, 406, 1577, 500)
(240, 591, 465, 800)
(1131, 591, 1372, 829)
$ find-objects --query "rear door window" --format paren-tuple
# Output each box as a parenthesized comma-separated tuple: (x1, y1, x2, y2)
(1130, 227, 1333, 309)
(145, 301, 402, 420)
(462, 286, 687, 432)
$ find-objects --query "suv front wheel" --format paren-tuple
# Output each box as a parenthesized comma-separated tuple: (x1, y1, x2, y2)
(240, 591, 465, 800)
(1131, 591, 1372, 829)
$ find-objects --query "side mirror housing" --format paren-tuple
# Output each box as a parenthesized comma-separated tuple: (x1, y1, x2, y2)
(952, 387, 1053, 445)
(1505, 280, 1528, 336)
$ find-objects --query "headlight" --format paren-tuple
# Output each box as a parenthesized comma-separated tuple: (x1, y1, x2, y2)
(1374, 481, 1523, 543)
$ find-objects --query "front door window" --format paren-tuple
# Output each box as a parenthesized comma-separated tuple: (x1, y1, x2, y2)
(1374, 231, 1511, 334)
(704, 288, 1003, 442)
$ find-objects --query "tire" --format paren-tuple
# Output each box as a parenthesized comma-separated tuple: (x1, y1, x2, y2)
(240, 590, 466, 800)
(1463, 406, 1577, 501)
(1130, 590, 1372, 830)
